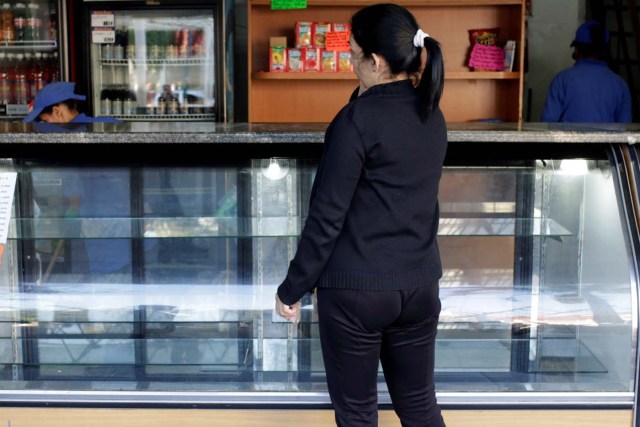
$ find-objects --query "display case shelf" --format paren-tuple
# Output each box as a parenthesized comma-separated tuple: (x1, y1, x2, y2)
(12, 217, 572, 239)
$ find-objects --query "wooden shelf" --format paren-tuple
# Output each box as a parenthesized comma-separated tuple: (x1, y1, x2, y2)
(254, 71, 521, 80)
(448, 71, 520, 80)
(248, 0, 526, 122)
(253, 71, 357, 80)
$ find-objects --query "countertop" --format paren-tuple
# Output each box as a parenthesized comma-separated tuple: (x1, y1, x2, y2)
(0, 121, 639, 144)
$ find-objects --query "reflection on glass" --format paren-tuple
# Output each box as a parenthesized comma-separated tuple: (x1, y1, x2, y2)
(0, 158, 634, 404)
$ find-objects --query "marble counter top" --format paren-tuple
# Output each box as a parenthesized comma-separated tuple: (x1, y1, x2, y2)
(0, 121, 639, 144)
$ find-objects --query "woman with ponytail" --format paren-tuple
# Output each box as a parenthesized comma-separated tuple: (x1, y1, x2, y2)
(276, 4, 447, 426)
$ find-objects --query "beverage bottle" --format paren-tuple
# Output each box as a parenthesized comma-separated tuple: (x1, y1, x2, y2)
(5, 52, 15, 103)
(13, 3, 25, 42)
(111, 88, 123, 116)
(29, 51, 46, 96)
(49, 51, 59, 82)
(24, 2, 35, 41)
(126, 27, 135, 59)
(164, 30, 176, 59)
(13, 52, 28, 104)
(123, 90, 136, 115)
(113, 28, 124, 59)
(31, 3, 41, 40)
(100, 87, 111, 115)
(47, 0, 56, 42)
(167, 91, 179, 114)
(156, 86, 167, 115)
(24, 50, 32, 93)
(0, 52, 11, 104)
(1, 3, 15, 43)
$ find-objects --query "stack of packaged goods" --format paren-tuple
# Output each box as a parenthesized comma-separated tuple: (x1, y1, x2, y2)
(269, 22, 352, 73)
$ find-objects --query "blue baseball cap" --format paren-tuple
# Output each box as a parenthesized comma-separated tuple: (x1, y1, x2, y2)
(23, 82, 86, 123)
(571, 20, 610, 46)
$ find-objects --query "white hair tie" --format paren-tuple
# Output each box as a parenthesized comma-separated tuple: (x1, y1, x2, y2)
(413, 29, 429, 48)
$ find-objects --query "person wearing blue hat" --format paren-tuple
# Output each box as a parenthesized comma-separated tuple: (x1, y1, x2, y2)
(541, 20, 632, 123)
(23, 81, 122, 123)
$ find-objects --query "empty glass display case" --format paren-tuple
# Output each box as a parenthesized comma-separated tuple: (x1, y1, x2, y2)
(0, 122, 638, 416)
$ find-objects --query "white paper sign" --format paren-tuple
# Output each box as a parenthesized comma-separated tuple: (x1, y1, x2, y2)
(92, 28, 116, 44)
(0, 172, 17, 244)
(91, 11, 115, 28)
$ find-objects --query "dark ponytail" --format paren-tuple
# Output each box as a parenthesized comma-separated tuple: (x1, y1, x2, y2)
(351, 3, 445, 121)
(417, 36, 444, 121)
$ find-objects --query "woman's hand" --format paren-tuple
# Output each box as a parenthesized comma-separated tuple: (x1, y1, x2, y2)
(275, 293, 301, 324)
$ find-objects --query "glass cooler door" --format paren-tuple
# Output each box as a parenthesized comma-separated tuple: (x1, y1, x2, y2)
(87, 8, 217, 121)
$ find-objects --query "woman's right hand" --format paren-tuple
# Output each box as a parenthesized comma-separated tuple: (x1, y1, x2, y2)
(275, 293, 301, 324)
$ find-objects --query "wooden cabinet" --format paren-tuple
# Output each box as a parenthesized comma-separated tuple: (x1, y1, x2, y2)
(248, 0, 526, 123)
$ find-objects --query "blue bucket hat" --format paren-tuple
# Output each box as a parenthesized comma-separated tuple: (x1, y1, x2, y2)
(23, 82, 86, 123)
(571, 21, 610, 46)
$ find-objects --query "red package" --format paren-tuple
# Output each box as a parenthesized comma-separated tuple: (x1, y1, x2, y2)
(304, 48, 320, 72)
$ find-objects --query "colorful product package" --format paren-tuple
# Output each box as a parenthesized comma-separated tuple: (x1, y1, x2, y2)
(287, 48, 305, 72)
(320, 50, 336, 72)
(295, 22, 313, 48)
(269, 46, 286, 72)
(304, 48, 320, 72)
(337, 51, 353, 72)
(332, 23, 351, 33)
(314, 22, 332, 48)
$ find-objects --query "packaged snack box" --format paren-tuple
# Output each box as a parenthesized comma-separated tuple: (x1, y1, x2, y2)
(295, 22, 313, 48)
(287, 48, 304, 72)
(337, 51, 353, 72)
(314, 23, 332, 48)
(321, 50, 336, 72)
(304, 48, 320, 72)
(270, 46, 286, 72)
(332, 23, 351, 33)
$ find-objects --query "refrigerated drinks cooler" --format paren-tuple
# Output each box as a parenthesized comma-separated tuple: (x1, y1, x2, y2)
(76, 0, 227, 122)
(0, 0, 63, 119)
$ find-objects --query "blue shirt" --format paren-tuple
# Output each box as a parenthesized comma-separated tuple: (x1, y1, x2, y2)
(71, 113, 123, 123)
(541, 59, 632, 123)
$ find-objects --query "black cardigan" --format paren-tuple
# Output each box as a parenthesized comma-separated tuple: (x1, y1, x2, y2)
(277, 79, 448, 305)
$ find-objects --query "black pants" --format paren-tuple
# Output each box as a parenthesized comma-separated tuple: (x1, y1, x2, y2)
(317, 284, 445, 427)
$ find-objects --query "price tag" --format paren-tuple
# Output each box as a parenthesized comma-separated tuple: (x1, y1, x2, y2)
(92, 28, 116, 44)
(271, 0, 307, 10)
(325, 31, 350, 52)
(0, 172, 17, 245)
(91, 11, 115, 28)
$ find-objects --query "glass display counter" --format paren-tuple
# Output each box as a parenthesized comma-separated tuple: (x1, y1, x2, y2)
(0, 122, 638, 417)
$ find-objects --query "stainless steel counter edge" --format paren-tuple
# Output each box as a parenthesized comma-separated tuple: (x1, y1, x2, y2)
(1, 122, 640, 144)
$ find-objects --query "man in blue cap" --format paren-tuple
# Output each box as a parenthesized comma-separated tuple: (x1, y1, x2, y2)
(23, 81, 121, 123)
(25, 82, 128, 285)
(541, 20, 632, 123)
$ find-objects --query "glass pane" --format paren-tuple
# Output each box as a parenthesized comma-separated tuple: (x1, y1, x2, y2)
(0, 157, 634, 403)
(90, 9, 216, 121)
